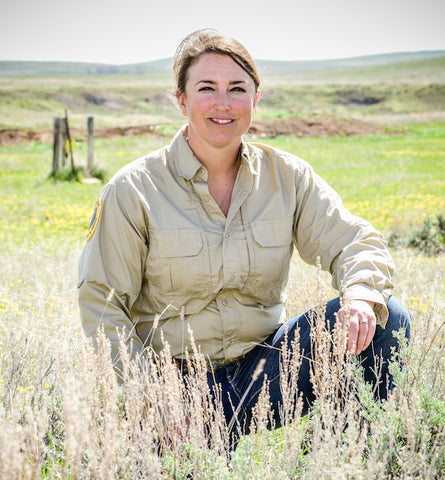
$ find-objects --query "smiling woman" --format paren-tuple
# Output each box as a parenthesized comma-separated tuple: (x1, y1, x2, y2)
(77, 28, 411, 449)
(176, 53, 259, 213)
(173, 29, 261, 215)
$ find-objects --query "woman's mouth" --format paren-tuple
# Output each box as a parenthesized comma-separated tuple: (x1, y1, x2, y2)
(210, 118, 234, 124)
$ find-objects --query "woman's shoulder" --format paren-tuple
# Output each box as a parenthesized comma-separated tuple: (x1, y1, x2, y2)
(108, 145, 169, 187)
(244, 140, 313, 174)
(107, 126, 189, 188)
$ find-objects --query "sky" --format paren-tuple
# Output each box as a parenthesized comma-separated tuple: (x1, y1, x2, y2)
(1, 0, 444, 64)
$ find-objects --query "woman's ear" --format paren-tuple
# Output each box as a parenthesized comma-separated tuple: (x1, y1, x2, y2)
(176, 89, 188, 116)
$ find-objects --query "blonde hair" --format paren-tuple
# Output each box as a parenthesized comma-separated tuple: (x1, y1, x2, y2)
(173, 29, 260, 95)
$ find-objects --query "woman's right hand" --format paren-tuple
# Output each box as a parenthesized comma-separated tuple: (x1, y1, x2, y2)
(337, 299, 376, 355)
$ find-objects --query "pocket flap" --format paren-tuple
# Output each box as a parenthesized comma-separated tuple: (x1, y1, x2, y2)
(150, 229, 203, 257)
(251, 217, 293, 247)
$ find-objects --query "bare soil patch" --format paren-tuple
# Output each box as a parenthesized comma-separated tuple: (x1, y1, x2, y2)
(247, 115, 392, 138)
(0, 115, 395, 147)
(81, 91, 129, 109)
(0, 124, 159, 146)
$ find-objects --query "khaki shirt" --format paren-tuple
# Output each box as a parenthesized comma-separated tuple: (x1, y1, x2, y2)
(78, 126, 394, 371)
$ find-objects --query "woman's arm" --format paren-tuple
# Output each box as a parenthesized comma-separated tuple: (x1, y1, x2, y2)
(293, 162, 394, 329)
(78, 181, 149, 380)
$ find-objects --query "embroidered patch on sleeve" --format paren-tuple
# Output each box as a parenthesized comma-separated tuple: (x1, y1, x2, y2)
(86, 197, 102, 242)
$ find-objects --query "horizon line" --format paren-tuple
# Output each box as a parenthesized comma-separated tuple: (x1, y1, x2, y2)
(1, 49, 445, 66)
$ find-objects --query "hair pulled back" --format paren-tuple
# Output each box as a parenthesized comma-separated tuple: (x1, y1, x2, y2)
(173, 29, 260, 95)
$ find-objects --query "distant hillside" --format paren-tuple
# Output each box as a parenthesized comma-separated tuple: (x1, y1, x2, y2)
(1, 51, 444, 77)
(256, 51, 445, 73)
(0, 58, 174, 76)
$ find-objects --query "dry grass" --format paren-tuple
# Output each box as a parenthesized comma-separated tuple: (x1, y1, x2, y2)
(0, 241, 444, 478)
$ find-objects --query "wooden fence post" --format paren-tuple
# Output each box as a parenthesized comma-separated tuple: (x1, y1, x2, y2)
(52, 117, 61, 175)
(64, 109, 76, 175)
(60, 116, 67, 167)
(87, 116, 94, 173)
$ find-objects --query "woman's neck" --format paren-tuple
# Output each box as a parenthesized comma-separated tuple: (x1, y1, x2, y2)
(185, 132, 241, 176)
(184, 130, 241, 216)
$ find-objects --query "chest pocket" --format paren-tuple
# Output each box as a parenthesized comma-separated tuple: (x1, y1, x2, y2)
(245, 217, 294, 304)
(146, 228, 211, 301)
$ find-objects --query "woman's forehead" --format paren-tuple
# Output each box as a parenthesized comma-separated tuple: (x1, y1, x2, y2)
(186, 53, 255, 85)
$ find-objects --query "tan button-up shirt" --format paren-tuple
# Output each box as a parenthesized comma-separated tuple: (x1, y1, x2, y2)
(78, 126, 394, 372)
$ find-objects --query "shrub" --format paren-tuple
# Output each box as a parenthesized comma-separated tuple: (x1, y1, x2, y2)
(408, 214, 445, 255)
(49, 166, 84, 183)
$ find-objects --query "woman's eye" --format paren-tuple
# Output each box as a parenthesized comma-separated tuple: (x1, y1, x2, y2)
(197, 85, 246, 93)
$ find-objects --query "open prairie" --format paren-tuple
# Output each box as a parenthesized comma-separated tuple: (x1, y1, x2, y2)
(0, 54, 444, 478)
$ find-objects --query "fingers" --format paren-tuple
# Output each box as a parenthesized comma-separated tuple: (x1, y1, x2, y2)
(337, 300, 376, 355)
(356, 314, 376, 354)
(348, 320, 359, 355)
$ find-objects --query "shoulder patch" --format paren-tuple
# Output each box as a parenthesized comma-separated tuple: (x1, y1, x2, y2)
(86, 197, 102, 242)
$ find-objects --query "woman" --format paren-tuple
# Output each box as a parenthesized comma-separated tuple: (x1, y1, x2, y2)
(78, 29, 410, 440)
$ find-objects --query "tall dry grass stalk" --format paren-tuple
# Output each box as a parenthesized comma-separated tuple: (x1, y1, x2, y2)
(0, 244, 444, 478)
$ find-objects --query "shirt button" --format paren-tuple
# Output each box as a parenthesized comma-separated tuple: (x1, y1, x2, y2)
(224, 232, 230, 238)
(229, 274, 236, 281)
(222, 299, 229, 306)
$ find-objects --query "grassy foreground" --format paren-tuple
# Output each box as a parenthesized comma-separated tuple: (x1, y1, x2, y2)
(0, 124, 444, 478)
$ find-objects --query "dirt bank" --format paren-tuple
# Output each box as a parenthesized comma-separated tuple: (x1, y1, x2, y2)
(0, 115, 394, 147)
(248, 115, 392, 138)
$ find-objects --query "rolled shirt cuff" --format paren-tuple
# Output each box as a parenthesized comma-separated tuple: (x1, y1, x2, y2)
(342, 283, 389, 327)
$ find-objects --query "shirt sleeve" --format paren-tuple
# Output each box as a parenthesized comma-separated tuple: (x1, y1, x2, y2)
(78, 180, 150, 380)
(293, 163, 394, 327)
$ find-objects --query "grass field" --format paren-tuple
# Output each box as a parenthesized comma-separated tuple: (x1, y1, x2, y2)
(0, 58, 445, 477)
(1, 120, 444, 478)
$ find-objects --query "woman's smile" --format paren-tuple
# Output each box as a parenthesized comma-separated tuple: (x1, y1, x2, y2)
(210, 118, 234, 124)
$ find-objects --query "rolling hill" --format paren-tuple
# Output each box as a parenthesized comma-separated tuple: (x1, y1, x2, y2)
(1, 51, 444, 77)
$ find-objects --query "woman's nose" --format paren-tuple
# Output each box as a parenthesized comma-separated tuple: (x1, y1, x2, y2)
(214, 91, 230, 110)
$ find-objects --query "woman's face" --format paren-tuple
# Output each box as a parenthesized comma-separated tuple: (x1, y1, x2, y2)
(177, 53, 259, 153)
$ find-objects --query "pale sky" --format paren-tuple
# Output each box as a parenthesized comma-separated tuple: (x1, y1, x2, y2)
(1, 0, 444, 64)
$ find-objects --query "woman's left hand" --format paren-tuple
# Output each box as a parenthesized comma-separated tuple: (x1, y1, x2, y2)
(337, 299, 376, 355)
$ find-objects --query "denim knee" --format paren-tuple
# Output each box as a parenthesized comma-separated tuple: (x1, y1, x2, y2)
(386, 295, 411, 340)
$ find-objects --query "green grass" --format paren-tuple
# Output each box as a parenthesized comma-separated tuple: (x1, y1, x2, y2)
(258, 84, 445, 119)
(253, 123, 445, 235)
(0, 135, 168, 249)
(1, 123, 443, 252)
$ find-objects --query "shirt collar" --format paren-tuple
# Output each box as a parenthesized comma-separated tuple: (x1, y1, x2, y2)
(171, 124, 259, 179)
(240, 141, 259, 175)
(171, 125, 203, 180)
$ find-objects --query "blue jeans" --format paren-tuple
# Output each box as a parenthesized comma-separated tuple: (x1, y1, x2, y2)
(206, 296, 411, 443)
